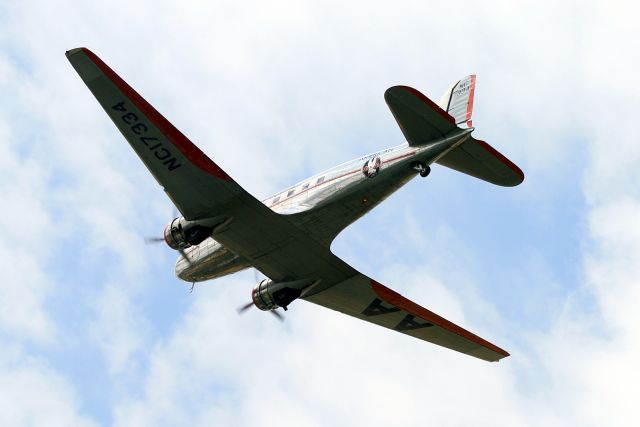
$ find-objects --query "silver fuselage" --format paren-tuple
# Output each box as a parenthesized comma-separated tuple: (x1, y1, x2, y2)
(177, 129, 472, 282)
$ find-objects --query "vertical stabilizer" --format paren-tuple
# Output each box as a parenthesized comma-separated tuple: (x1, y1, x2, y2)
(437, 75, 476, 128)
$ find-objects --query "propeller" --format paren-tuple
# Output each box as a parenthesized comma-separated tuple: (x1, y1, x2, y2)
(145, 235, 193, 267)
(144, 205, 192, 266)
(236, 269, 284, 321)
(237, 301, 254, 313)
(144, 237, 164, 244)
(236, 301, 284, 321)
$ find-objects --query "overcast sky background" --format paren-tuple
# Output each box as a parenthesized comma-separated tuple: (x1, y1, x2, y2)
(1, 0, 639, 426)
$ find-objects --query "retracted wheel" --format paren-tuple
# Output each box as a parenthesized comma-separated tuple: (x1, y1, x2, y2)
(411, 161, 430, 178)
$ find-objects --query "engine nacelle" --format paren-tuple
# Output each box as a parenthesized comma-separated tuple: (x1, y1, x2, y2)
(251, 278, 317, 311)
(163, 217, 214, 250)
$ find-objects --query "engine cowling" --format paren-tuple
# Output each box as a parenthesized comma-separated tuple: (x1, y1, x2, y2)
(251, 278, 316, 311)
(163, 217, 214, 250)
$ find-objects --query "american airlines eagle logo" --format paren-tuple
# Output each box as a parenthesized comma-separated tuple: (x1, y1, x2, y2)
(362, 156, 382, 178)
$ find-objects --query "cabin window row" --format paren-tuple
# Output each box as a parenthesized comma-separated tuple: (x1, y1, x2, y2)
(272, 175, 326, 205)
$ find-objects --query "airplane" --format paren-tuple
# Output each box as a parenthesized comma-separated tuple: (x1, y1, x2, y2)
(66, 48, 523, 362)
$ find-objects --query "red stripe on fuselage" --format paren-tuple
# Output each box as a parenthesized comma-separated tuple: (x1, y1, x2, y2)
(81, 48, 232, 181)
(268, 150, 417, 208)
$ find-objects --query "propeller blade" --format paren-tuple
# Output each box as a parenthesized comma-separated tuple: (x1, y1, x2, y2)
(144, 236, 164, 244)
(270, 310, 284, 322)
(237, 301, 254, 314)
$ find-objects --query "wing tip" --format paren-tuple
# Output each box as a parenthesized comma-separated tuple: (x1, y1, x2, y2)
(65, 46, 234, 183)
(471, 346, 510, 362)
(370, 279, 511, 362)
(65, 47, 89, 58)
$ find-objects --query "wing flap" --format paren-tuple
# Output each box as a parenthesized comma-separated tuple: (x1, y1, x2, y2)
(305, 274, 509, 362)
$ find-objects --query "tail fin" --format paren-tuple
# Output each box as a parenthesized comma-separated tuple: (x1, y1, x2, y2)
(435, 75, 524, 186)
(385, 76, 524, 187)
(437, 75, 476, 128)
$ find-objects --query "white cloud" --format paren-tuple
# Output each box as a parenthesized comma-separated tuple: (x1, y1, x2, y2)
(89, 282, 151, 376)
(0, 110, 55, 342)
(111, 266, 536, 427)
(1, 0, 640, 426)
(0, 345, 98, 427)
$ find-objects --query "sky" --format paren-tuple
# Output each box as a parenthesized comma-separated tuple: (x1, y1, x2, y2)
(0, 0, 639, 425)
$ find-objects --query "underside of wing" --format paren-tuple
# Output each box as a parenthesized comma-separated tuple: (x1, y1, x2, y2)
(66, 47, 239, 220)
(304, 274, 509, 362)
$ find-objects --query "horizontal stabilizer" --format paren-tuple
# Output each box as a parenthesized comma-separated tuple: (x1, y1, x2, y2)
(385, 85, 457, 146)
(437, 136, 524, 187)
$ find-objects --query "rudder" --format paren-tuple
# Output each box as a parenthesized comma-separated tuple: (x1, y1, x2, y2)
(437, 74, 476, 128)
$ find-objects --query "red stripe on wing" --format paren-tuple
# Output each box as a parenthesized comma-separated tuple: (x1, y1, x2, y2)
(370, 279, 510, 358)
(81, 48, 232, 181)
(475, 139, 525, 183)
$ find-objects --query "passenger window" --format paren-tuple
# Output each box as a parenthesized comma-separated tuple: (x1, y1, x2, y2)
(287, 189, 295, 197)
(316, 176, 325, 184)
(302, 183, 309, 190)
(272, 196, 280, 204)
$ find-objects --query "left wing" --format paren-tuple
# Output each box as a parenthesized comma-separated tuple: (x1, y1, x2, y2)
(68, 48, 509, 362)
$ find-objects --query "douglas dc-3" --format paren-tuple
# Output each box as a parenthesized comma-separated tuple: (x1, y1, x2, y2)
(67, 48, 523, 362)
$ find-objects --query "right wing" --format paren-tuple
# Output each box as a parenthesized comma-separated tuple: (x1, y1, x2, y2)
(66, 47, 238, 221)
(305, 273, 509, 362)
